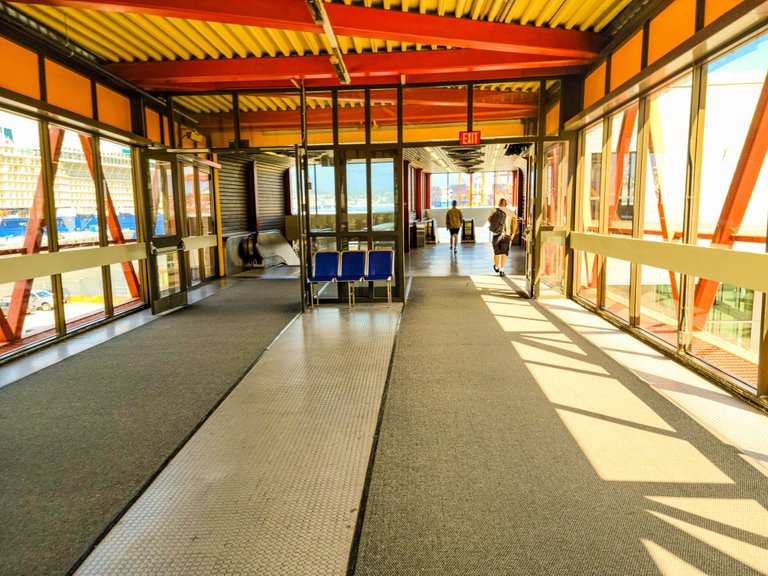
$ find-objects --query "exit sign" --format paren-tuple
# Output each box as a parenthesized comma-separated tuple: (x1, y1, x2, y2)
(459, 131, 481, 145)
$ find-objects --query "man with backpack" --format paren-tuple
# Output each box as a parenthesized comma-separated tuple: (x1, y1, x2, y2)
(487, 198, 517, 277)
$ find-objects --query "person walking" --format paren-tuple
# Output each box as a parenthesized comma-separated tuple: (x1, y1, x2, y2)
(487, 198, 517, 276)
(445, 200, 463, 253)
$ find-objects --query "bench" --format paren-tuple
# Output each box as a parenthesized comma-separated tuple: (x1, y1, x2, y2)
(307, 249, 394, 307)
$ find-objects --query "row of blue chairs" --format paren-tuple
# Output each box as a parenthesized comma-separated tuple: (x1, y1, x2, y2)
(308, 250, 394, 307)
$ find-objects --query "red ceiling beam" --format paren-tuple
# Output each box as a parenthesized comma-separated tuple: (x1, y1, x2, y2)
(13, 0, 604, 58)
(324, 3, 604, 59)
(107, 50, 589, 90)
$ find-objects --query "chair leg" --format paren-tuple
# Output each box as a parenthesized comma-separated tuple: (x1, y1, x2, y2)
(387, 281, 391, 307)
(347, 282, 354, 308)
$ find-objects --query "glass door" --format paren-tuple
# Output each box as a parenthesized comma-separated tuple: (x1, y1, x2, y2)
(143, 151, 187, 314)
(540, 141, 570, 296)
(525, 145, 537, 297)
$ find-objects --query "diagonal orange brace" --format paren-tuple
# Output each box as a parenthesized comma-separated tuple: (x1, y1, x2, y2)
(608, 106, 638, 228)
(3, 127, 65, 341)
(78, 135, 140, 298)
(693, 74, 768, 329)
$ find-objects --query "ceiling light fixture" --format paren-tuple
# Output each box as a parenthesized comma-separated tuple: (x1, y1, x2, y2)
(306, 0, 350, 85)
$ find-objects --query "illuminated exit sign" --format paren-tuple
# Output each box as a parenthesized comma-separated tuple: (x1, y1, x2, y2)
(459, 131, 481, 145)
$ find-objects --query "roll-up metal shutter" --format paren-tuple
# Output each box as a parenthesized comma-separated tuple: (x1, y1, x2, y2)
(252, 153, 292, 233)
(218, 154, 254, 236)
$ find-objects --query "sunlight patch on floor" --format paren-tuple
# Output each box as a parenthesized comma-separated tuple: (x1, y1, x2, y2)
(648, 511, 768, 572)
(642, 540, 709, 576)
(557, 411, 734, 483)
(646, 497, 768, 537)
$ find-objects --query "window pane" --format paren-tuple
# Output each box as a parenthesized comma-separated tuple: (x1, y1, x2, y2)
(0, 277, 57, 355)
(639, 265, 679, 348)
(148, 159, 176, 236)
(239, 92, 301, 147)
(203, 246, 216, 280)
(403, 85, 467, 143)
(604, 257, 631, 322)
(577, 251, 599, 305)
(199, 170, 214, 235)
(430, 173, 449, 208)
(580, 122, 603, 234)
(338, 90, 366, 145)
(188, 248, 201, 286)
(306, 92, 334, 146)
(698, 33, 768, 253)
(60, 267, 106, 331)
(157, 252, 182, 298)
(473, 82, 539, 138)
(541, 235, 566, 294)
(307, 151, 336, 232)
(173, 94, 234, 148)
(100, 139, 137, 244)
(110, 260, 142, 313)
(344, 158, 367, 232)
(607, 104, 638, 236)
(543, 142, 568, 227)
(53, 128, 100, 250)
(370, 89, 397, 144)
(689, 277, 760, 388)
(183, 165, 200, 236)
(644, 75, 691, 245)
(0, 110, 46, 256)
(371, 158, 395, 231)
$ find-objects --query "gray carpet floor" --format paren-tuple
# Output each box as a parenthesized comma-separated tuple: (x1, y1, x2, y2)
(353, 276, 767, 575)
(0, 278, 300, 576)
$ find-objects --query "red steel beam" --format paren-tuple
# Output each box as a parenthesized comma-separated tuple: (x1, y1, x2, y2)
(692, 74, 768, 329)
(107, 50, 589, 89)
(134, 65, 585, 91)
(78, 135, 141, 298)
(13, 0, 604, 58)
(1, 127, 65, 342)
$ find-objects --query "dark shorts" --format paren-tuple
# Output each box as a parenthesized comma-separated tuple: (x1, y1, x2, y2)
(448, 227, 460, 236)
(492, 234, 510, 255)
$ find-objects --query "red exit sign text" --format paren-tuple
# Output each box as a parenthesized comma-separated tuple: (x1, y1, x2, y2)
(459, 131, 481, 145)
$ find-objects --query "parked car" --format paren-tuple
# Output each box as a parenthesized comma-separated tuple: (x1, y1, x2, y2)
(0, 293, 38, 314)
(30, 289, 55, 311)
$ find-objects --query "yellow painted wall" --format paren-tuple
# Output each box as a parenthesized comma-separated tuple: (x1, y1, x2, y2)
(45, 60, 92, 118)
(705, 0, 742, 26)
(584, 63, 607, 109)
(96, 84, 131, 132)
(0, 37, 40, 100)
(648, 0, 696, 65)
(610, 31, 643, 92)
(145, 108, 162, 143)
(546, 103, 560, 136)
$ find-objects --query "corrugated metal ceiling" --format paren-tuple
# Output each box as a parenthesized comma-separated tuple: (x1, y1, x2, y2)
(10, 0, 630, 64)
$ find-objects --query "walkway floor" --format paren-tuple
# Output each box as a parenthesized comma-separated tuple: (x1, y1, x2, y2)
(5, 242, 768, 575)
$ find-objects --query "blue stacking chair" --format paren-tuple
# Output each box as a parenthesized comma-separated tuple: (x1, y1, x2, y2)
(338, 250, 367, 307)
(365, 250, 395, 306)
(307, 251, 340, 306)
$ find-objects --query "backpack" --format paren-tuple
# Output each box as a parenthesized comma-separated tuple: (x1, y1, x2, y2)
(489, 208, 506, 235)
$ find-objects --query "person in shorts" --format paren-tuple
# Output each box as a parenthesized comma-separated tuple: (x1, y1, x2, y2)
(445, 200, 463, 253)
(487, 198, 517, 276)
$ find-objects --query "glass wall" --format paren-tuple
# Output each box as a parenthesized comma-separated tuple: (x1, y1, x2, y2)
(307, 150, 336, 232)
(0, 106, 145, 359)
(430, 171, 519, 208)
(574, 29, 767, 393)
(473, 82, 539, 138)
(638, 74, 692, 343)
